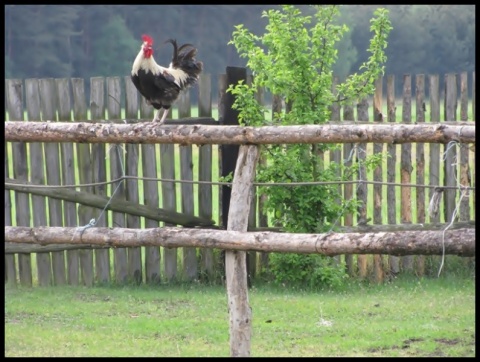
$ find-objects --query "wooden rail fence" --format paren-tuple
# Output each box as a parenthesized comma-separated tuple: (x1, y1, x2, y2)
(4, 69, 476, 287)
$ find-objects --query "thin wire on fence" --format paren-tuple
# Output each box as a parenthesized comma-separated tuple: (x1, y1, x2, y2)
(4, 177, 475, 191)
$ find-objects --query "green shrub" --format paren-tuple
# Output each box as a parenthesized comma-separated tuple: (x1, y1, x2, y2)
(269, 252, 348, 289)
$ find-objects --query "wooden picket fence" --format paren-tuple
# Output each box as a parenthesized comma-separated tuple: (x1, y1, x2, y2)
(4, 69, 476, 287)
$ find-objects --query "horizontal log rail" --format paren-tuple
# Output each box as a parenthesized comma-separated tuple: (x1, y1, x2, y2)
(4, 121, 475, 145)
(5, 178, 215, 227)
(5, 226, 475, 257)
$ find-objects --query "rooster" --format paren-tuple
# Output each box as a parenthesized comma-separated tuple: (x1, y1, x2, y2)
(131, 34, 203, 124)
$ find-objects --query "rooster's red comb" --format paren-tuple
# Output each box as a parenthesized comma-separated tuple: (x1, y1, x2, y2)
(142, 34, 153, 45)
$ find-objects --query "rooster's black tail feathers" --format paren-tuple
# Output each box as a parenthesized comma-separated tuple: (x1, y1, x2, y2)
(166, 39, 203, 85)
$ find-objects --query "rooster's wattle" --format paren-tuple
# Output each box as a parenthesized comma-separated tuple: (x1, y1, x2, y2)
(131, 34, 203, 124)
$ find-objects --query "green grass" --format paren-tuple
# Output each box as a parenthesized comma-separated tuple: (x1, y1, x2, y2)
(5, 275, 475, 357)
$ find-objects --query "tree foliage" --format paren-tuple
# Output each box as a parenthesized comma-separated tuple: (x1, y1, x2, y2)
(227, 5, 391, 287)
(228, 5, 392, 233)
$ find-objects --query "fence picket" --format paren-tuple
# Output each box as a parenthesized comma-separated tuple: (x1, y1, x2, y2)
(90, 77, 110, 284)
(5, 140, 16, 286)
(160, 142, 178, 281)
(373, 76, 384, 283)
(7, 79, 33, 286)
(178, 90, 197, 281)
(342, 103, 355, 276)
(444, 74, 458, 224)
(57, 78, 80, 285)
(198, 74, 215, 281)
(140, 93, 161, 284)
(106, 77, 128, 284)
(124, 76, 143, 284)
(26, 79, 51, 286)
(386, 75, 399, 276)
(415, 74, 426, 276)
(459, 72, 470, 222)
(40, 78, 66, 285)
(72, 78, 95, 286)
(356, 98, 369, 278)
(401, 74, 414, 272)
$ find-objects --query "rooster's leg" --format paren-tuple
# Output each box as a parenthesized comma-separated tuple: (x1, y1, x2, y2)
(157, 108, 170, 125)
(152, 108, 162, 123)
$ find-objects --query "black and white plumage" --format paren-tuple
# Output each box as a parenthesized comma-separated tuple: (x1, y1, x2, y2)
(131, 34, 203, 124)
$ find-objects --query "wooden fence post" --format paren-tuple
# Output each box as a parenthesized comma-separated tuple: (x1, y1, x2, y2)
(226, 144, 259, 357)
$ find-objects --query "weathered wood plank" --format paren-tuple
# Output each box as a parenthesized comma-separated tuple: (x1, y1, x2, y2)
(57, 78, 80, 286)
(458, 72, 471, 222)
(444, 74, 458, 223)
(330, 77, 342, 266)
(428, 75, 441, 224)
(124, 76, 142, 284)
(140, 95, 161, 284)
(356, 98, 368, 278)
(198, 73, 215, 281)
(415, 74, 426, 276)
(386, 75, 399, 275)
(373, 76, 384, 283)
(246, 83, 265, 282)
(217, 74, 227, 279)
(226, 145, 259, 357)
(72, 78, 94, 287)
(39, 78, 66, 285)
(6, 78, 33, 286)
(342, 103, 355, 276)
(107, 77, 128, 284)
(90, 77, 110, 284)
(401, 74, 413, 272)
(161, 139, 178, 281)
(5, 178, 213, 226)
(178, 91, 198, 281)
(472, 71, 475, 215)
(5, 142, 17, 286)
(26, 78, 51, 287)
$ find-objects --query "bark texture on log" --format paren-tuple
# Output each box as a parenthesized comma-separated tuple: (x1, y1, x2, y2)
(225, 145, 259, 357)
(5, 122, 475, 145)
(5, 177, 214, 227)
(5, 226, 474, 257)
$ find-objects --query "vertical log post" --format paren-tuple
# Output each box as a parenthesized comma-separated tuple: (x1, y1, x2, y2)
(226, 145, 259, 358)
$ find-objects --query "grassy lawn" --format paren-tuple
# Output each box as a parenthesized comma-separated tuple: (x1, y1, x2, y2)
(4, 274, 475, 357)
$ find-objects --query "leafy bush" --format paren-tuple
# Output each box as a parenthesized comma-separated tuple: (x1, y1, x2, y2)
(269, 252, 348, 289)
(228, 5, 392, 288)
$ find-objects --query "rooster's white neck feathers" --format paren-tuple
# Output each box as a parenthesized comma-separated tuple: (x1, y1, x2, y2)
(131, 46, 189, 88)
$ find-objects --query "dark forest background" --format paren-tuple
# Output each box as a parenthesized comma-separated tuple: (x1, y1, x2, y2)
(5, 5, 475, 97)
